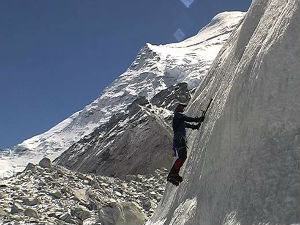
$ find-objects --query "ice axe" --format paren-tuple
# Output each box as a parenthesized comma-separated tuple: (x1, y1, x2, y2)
(200, 98, 213, 117)
(192, 98, 213, 131)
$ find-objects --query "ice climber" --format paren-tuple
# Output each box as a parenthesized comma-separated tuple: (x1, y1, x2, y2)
(167, 103, 205, 185)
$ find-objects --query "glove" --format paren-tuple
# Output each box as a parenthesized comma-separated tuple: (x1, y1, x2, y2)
(196, 116, 205, 122)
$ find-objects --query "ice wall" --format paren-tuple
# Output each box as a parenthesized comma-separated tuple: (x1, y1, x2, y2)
(147, 0, 300, 224)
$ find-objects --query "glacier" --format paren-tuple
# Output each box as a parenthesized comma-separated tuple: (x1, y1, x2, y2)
(0, 11, 245, 177)
(146, 0, 300, 224)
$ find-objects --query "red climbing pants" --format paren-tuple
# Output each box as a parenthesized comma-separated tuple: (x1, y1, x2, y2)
(169, 137, 187, 176)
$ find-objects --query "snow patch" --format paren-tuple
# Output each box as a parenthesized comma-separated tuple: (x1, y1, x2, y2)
(223, 211, 241, 225)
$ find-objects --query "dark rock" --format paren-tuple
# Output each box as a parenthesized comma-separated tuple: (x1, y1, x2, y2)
(24, 163, 37, 172)
(23, 197, 39, 206)
(11, 202, 24, 214)
(49, 190, 62, 199)
(71, 206, 91, 221)
(24, 208, 39, 218)
(0, 184, 7, 189)
(59, 212, 76, 224)
(39, 157, 52, 169)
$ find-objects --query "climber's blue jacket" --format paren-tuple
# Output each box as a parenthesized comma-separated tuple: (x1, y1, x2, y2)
(172, 112, 203, 156)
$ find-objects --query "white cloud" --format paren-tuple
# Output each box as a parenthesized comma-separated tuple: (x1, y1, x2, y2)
(179, 0, 194, 8)
(174, 28, 186, 41)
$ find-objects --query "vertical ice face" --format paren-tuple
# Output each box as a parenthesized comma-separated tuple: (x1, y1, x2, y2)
(147, 0, 300, 224)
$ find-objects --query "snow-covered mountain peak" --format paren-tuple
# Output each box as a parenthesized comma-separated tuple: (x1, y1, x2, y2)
(147, 11, 245, 88)
(163, 11, 245, 49)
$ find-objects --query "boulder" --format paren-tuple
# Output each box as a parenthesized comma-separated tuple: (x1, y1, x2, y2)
(142, 199, 152, 211)
(59, 212, 76, 224)
(0, 184, 8, 189)
(22, 197, 39, 206)
(60, 186, 72, 196)
(24, 208, 39, 218)
(99, 202, 146, 225)
(11, 202, 24, 214)
(0, 206, 7, 216)
(72, 188, 89, 205)
(39, 157, 52, 169)
(0, 191, 6, 198)
(71, 206, 91, 221)
(49, 190, 62, 199)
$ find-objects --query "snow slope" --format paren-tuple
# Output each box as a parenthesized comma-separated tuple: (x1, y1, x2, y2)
(0, 12, 245, 177)
(146, 0, 300, 224)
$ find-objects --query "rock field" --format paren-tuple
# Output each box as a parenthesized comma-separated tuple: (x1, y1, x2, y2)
(0, 158, 168, 225)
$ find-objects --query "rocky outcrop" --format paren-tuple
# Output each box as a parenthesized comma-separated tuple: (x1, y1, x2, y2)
(38, 157, 52, 169)
(0, 158, 168, 224)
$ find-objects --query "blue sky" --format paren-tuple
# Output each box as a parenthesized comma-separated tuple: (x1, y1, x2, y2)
(0, 0, 251, 148)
